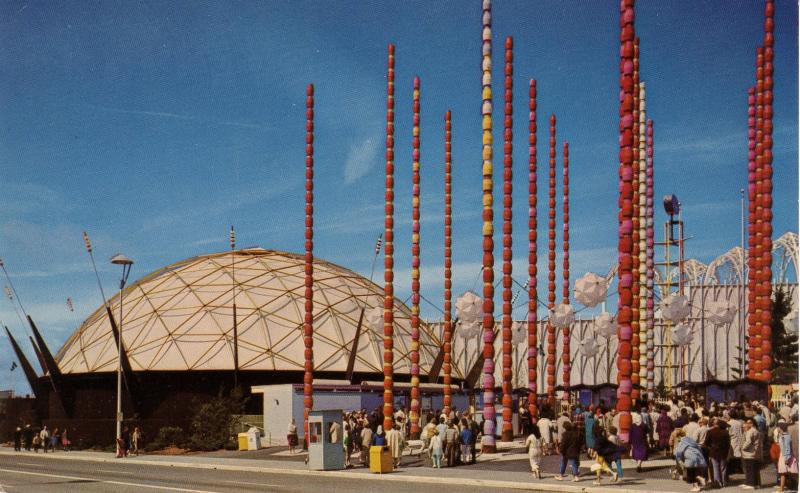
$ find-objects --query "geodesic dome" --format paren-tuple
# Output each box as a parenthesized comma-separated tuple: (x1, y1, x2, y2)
(55, 249, 441, 376)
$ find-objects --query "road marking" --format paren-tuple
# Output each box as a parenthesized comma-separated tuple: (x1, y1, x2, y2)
(223, 480, 284, 487)
(96, 469, 137, 475)
(0, 468, 223, 493)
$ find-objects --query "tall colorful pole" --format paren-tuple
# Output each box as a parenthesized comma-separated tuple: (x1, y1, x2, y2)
(637, 82, 648, 394)
(383, 43, 396, 432)
(409, 76, 422, 438)
(501, 36, 514, 442)
(546, 114, 557, 404)
(561, 141, 571, 399)
(443, 110, 453, 415)
(759, 0, 775, 381)
(616, 0, 635, 441)
(630, 37, 641, 402)
(303, 84, 315, 447)
(527, 80, 539, 419)
(480, 0, 497, 454)
(645, 118, 655, 398)
(746, 85, 756, 380)
(749, 47, 764, 380)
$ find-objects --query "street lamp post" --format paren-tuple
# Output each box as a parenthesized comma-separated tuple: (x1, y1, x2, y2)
(111, 254, 133, 458)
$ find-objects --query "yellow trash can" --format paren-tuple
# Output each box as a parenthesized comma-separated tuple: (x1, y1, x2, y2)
(369, 446, 393, 474)
(237, 432, 249, 451)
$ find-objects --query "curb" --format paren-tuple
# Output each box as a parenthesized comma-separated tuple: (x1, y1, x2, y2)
(0, 450, 657, 493)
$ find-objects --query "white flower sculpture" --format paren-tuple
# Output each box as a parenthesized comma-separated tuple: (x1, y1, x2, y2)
(549, 303, 575, 329)
(593, 312, 616, 338)
(661, 294, 691, 323)
(573, 272, 608, 308)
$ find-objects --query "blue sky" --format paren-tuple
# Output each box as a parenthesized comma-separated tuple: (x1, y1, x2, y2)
(0, 0, 797, 394)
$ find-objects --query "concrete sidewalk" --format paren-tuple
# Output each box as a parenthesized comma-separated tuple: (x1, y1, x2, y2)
(0, 444, 778, 493)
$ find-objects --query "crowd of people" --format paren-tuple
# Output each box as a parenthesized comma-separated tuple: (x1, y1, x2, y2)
(292, 392, 798, 491)
(520, 393, 799, 491)
(13, 424, 71, 453)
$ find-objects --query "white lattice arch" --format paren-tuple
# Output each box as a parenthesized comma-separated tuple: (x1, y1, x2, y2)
(705, 247, 746, 285)
(773, 232, 798, 284)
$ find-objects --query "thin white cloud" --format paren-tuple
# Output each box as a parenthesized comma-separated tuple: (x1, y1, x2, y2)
(343, 137, 378, 185)
(84, 104, 271, 130)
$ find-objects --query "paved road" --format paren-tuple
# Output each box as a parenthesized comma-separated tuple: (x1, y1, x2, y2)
(0, 454, 522, 493)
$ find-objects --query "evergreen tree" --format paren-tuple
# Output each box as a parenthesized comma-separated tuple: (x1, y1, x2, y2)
(770, 287, 797, 384)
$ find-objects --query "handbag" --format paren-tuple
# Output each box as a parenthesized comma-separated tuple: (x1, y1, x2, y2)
(769, 442, 781, 463)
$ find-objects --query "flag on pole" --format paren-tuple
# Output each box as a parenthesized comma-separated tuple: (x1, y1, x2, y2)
(83, 231, 92, 253)
(10, 361, 17, 371)
(374, 233, 383, 255)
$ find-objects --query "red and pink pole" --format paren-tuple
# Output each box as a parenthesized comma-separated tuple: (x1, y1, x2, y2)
(409, 76, 421, 439)
(501, 36, 514, 442)
(546, 114, 557, 404)
(303, 84, 315, 448)
(561, 141, 571, 398)
(383, 44, 396, 432)
(616, 0, 636, 441)
(527, 80, 538, 418)
(443, 110, 453, 416)
(480, 0, 497, 454)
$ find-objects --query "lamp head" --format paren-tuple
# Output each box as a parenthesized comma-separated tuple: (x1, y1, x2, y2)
(110, 254, 134, 266)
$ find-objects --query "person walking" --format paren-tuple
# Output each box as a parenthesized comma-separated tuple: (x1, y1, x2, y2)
(704, 418, 730, 489)
(13, 426, 22, 452)
(674, 435, 707, 492)
(775, 420, 797, 493)
(444, 420, 460, 467)
(606, 426, 624, 481)
(630, 413, 649, 472)
(584, 410, 597, 458)
(657, 408, 674, 455)
(61, 428, 71, 452)
(525, 425, 543, 478)
(468, 415, 480, 463)
(728, 410, 744, 475)
(741, 418, 762, 490)
(287, 418, 298, 454)
(360, 421, 373, 467)
(554, 421, 581, 482)
(131, 426, 141, 456)
(343, 423, 353, 468)
(39, 426, 50, 453)
(537, 414, 553, 455)
(50, 427, 60, 453)
(428, 429, 443, 469)
(386, 424, 404, 468)
(23, 424, 33, 451)
(592, 427, 618, 485)
(459, 419, 472, 464)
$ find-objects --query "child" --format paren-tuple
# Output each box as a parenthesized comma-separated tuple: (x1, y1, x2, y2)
(606, 426, 624, 482)
(428, 429, 443, 469)
(525, 426, 543, 478)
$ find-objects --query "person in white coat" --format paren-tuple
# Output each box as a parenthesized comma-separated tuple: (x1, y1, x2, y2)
(525, 426, 544, 478)
(386, 424, 404, 468)
(537, 416, 553, 455)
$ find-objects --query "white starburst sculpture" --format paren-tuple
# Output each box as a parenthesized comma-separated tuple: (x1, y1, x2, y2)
(549, 303, 575, 329)
(671, 323, 693, 346)
(706, 300, 735, 325)
(511, 321, 527, 345)
(661, 294, 691, 323)
(574, 272, 608, 308)
(579, 337, 600, 358)
(455, 291, 483, 324)
(459, 320, 482, 339)
(593, 312, 616, 338)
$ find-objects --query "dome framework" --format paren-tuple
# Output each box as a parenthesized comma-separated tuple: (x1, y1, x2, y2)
(56, 249, 446, 379)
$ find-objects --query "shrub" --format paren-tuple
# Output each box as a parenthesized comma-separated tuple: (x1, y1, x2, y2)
(188, 387, 248, 451)
(145, 426, 186, 451)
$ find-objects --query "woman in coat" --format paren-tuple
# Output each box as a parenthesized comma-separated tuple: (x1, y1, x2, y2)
(371, 425, 387, 447)
(428, 429, 443, 468)
(584, 412, 597, 457)
(657, 409, 674, 454)
(704, 418, 731, 488)
(674, 435, 707, 492)
(629, 413, 649, 472)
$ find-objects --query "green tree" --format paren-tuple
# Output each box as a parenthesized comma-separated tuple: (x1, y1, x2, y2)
(770, 287, 797, 384)
(189, 387, 248, 451)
